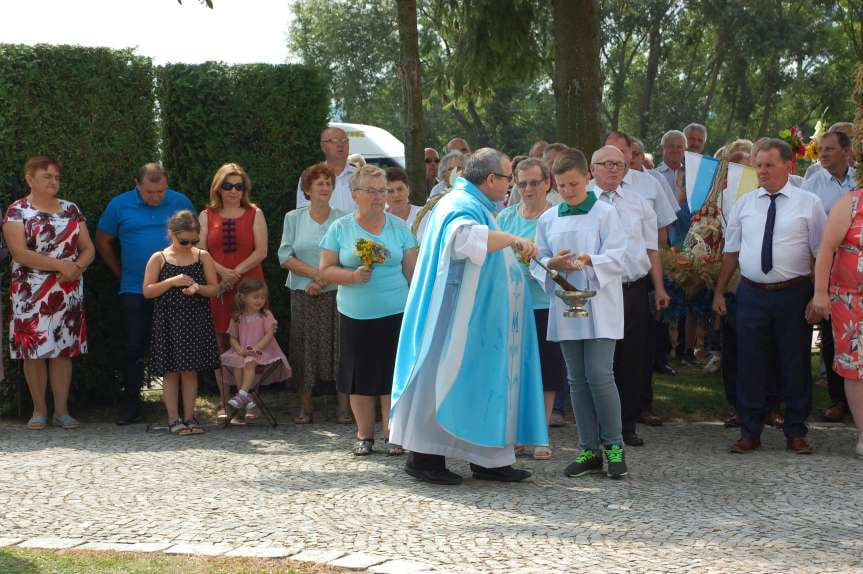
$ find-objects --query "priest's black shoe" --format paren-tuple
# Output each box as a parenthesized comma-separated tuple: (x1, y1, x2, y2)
(404, 465, 463, 485)
(469, 464, 532, 482)
(622, 431, 644, 446)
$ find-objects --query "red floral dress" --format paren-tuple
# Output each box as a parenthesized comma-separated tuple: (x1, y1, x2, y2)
(4, 198, 88, 359)
(830, 189, 863, 379)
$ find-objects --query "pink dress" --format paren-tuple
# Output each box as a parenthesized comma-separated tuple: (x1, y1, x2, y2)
(830, 189, 863, 379)
(220, 310, 291, 387)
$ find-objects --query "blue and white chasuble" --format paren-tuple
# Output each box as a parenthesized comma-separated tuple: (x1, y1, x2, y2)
(389, 178, 548, 467)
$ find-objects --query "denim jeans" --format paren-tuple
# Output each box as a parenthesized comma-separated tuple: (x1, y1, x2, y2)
(560, 338, 622, 451)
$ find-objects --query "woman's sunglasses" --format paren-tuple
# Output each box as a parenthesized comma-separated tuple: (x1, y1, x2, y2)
(178, 238, 199, 246)
(220, 181, 246, 192)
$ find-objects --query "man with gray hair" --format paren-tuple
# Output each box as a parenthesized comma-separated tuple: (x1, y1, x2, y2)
(684, 123, 708, 154)
(296, 126, 356, 212)
(631, 137, 679, 213)
(390, 148, 548, 485)
(446, 136, 471, 155)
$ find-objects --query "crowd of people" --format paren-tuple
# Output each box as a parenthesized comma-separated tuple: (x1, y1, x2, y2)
(3, 119, 862, 486)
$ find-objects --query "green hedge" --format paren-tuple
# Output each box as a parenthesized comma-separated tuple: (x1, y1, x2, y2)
(0, 48, 329, 410)
(157, 62, 329, 352)
(0, 44, 158, 406)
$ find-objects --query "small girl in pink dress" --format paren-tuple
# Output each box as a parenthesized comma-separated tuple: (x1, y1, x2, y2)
(224, 277, 291, 412)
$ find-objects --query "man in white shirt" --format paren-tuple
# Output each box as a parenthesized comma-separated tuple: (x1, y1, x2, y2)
(656, 130, 689, 247)
(296, 127, 357, 212)
(713, 139, 826, 455)
(604, 131, 676, 426)
(801, 130, 858, 423)
(590, 146, 670, 446)
(632, 137, 679, 212)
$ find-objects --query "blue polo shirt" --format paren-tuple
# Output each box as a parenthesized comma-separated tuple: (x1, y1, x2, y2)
(97, 188, 195, 294)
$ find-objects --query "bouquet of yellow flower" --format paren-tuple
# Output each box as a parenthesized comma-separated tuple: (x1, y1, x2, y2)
(804, 111, 828, 161)
(354, 238, 389, 269)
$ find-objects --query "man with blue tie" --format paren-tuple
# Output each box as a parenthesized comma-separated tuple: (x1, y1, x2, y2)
(713, 139, 826, 454)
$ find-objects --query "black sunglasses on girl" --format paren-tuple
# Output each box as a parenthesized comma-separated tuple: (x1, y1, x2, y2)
(220, 181, 245, 191)
(178, 238, 199, 246)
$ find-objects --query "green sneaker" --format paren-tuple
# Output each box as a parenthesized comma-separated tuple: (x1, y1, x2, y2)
(564, 449, 603, 477)
(604, 444, 628, 478)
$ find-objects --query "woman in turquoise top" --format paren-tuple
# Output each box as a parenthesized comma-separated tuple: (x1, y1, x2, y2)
(496, 157, 567, 460)
(320, 164, 419, 456)
(279, 163, 349, 424)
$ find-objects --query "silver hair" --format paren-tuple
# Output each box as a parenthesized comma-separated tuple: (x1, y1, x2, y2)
(683, 123, 708, 140)
(462, 148, 508, 185)
(631, 137, 645, 151)
(661, 130, 687, 147)
(349, 164, 386, 191)
(437, 150, 464, 181)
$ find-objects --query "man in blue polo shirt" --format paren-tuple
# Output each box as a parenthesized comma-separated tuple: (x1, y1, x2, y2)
(95, 163, 195, 425)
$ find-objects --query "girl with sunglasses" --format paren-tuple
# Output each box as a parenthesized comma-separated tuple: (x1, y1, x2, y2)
(198, 163, 268, 423)
(143, 210, 221, 435)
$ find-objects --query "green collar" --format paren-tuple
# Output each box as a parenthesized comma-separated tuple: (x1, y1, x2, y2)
(558, 191, 597, 216)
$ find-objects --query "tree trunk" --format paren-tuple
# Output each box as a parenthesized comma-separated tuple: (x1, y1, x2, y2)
(395, 0, 426, 203)
(638, 11, 662, 139)
(552, 0, 602, 156)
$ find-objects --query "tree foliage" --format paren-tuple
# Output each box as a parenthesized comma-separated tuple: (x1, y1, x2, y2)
(289, 0, 861, 157)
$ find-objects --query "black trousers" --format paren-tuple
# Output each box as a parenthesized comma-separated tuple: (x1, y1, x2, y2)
(720, 293, 781, 411)
(736, 280, 813, 439)
(119, 293, 154, 418)
(407, 451, 496, 471)
(614, 276, 650, 434)
(819, 319, 846, 404)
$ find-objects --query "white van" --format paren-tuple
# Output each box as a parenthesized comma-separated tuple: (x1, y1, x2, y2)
(329, 122, 405, 168)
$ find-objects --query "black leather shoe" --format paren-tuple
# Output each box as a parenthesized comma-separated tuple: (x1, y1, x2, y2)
(405, 465, 463, 485)
(115, 412, 142, 426)
(654, 363, 676, 376)
(469, 464, 532, 482)
(622, 431, 644, 446)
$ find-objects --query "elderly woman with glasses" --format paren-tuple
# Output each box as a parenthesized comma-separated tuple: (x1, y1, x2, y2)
(497, 157, 567, 459)
(319, 164, 419, 455)
(198, 163, 268, 423)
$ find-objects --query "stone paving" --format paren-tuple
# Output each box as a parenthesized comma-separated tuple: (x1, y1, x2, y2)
(0, 418, 861, 573)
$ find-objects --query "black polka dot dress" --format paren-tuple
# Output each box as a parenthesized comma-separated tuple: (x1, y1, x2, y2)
(149, 251, 221, 375)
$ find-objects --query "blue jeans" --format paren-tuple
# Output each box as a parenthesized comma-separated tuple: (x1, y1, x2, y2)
(560, 339, 622, 451)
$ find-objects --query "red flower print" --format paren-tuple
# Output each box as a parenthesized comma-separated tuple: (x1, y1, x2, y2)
(31, 274, 57, 302)
(39, 290, 66, 316)
(59, 279, 79, 294)
(13, 315, 47, 357)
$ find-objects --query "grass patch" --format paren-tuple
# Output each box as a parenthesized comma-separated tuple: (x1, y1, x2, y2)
(0, 548, 345, 574)
(652, 353, 831, 421)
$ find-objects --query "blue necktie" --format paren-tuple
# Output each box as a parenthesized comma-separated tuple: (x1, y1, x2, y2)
(761, 194, 778, 274)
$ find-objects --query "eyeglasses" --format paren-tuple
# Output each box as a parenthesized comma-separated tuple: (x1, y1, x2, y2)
(220, 181, 246, 192)
(355, 187, 387, 195)
(516, 178, 546, 189)
(425, 158, 440, 164)
(177, 237, 199, 246)
(593, 161, 626, 170)
(493, 172, 513, 183)
(321, 138, 349, 144)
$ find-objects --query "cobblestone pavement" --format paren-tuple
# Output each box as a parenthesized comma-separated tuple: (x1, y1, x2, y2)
(0, 419, 861, 573)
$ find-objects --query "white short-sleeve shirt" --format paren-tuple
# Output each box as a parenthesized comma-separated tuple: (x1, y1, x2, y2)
(724, 182, 826, 283)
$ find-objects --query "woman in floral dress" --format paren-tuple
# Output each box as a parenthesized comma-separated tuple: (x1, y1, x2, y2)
(813, 186, 863, 458)
(2, 156, 95, 430)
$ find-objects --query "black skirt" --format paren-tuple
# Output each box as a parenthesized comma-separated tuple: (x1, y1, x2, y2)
(337, 312, 403, 396)
(534, 308, 567, 392)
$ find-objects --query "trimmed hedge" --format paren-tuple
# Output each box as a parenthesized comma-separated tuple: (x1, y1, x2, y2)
(156, 62, 329, 350)
(0, 48, 329, 409)
(0, 44, 158, 405)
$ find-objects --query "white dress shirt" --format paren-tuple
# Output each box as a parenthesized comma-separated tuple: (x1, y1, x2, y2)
(532, 200, 627, 341)
(803, 161, 822, 180)
(622, 168, 677, 228)
(590, 182, 657, 283)
(800, 166, 857, 214)
(296, 163, 357, 212)
(647, 168, 680, 211)
(724, 182, 826, 283)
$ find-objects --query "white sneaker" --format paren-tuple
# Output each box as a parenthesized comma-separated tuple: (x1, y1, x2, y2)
(703, 353, 721, 374)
